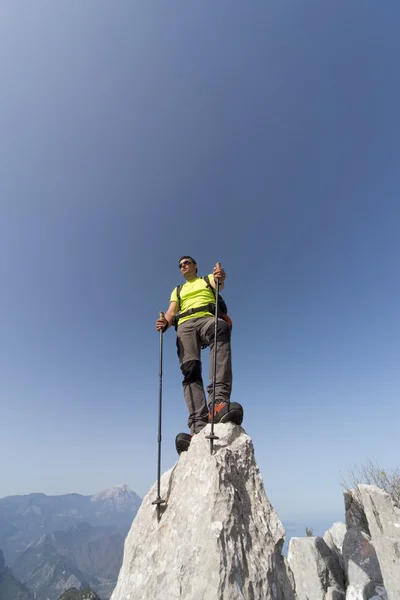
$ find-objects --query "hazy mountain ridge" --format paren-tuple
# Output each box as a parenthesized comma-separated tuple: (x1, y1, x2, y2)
(0, 485, 141, 565)
(0, 486, 141, 599)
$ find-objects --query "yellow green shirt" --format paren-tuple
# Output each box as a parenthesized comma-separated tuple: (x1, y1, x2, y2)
(170, 275, 216, 325)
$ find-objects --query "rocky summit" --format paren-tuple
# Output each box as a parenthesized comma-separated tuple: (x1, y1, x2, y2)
(111, 423, 400, 600)
(111, 423, 294, 600)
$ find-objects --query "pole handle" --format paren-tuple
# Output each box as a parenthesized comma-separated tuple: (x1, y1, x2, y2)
(159, 312, 166, 336)
(215, 262, 222, 284)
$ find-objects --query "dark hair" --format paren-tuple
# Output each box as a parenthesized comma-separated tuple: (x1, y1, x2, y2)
(178, 256, 197, 273)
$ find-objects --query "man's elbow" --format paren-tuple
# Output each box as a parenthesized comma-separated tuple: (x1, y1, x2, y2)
(167, 302, 178, 318)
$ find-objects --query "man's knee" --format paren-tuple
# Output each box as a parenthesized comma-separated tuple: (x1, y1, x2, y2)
(181, 360, 202, 384)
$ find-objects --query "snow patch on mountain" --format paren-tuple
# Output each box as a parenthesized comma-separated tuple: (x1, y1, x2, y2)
(91, 485, 141, 513)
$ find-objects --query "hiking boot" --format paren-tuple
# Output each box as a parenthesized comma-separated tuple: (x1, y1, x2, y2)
(208, 401, 243, 426)
(175, 432, 193, 455)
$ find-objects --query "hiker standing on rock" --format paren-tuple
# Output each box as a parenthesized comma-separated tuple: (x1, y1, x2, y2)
(156, 256, 243, 454)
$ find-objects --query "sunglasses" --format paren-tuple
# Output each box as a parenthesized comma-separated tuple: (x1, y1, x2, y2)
(179, 260, 192, 269)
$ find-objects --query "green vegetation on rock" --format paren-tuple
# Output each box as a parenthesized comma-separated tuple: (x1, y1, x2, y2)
(58, 587, 102, 600)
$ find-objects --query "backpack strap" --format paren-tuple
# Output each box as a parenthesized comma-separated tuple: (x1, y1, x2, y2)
(171, 284, 183, 330)
(202, 275, 215, 296)
(176, 284, 183, 309)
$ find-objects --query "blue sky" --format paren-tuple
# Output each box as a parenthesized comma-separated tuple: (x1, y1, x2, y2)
(1, 1, 399, 519)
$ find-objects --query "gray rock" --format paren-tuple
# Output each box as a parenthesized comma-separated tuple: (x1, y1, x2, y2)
(111, 423, 295, 600)
(342, 527, 384, 600)
(324, 522, 347, 570)
(359, 485, 400, 600)
(344, 489, 370, 534)
(287, 536, 345, 600)
(369, 586, 389, 600)
(324, 522, 347, 553)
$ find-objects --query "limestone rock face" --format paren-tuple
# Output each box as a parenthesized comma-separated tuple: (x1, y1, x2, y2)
(358, 485, 400, 600)
(323, 522, 347, 571)
(344, 489, 370, 534)
(287, 536, 345, 600)
(342, 527, 384, 600)
(111, 423, 294, 600)
(324, 522, 346, 554)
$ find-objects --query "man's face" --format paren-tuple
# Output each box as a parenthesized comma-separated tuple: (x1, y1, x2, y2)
(179, 258, 197, 279)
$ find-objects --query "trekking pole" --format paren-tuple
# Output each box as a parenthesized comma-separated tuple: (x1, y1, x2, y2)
(152, 312, 166, 509)
(206, 263, 221, 454)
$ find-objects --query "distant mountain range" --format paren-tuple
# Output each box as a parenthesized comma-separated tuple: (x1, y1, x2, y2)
(0, 485, 141, 600)
(0, 485, 141, 564)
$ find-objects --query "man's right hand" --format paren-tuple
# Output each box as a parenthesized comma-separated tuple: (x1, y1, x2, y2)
(156, 316, 168, 332)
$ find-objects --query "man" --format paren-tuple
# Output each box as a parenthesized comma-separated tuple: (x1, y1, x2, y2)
(156, 256, 243, 454)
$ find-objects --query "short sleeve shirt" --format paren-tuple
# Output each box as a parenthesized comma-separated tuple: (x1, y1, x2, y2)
(170, 275, 216, 325)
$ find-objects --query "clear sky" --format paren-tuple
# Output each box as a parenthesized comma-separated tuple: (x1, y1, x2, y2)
(1, 0, 399, 518)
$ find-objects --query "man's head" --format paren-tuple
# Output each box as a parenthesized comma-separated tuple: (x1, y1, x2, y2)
(178, 255, 198, 279)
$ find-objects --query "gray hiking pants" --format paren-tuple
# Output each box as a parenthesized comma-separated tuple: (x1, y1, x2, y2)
(176, 316, 232, 434)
